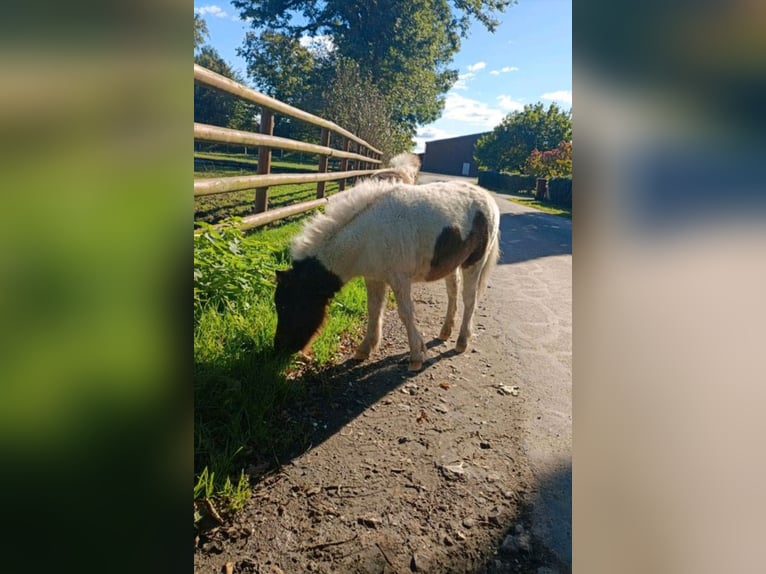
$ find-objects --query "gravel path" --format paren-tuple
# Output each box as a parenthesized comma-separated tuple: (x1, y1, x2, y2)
(195, 175, 572, 574)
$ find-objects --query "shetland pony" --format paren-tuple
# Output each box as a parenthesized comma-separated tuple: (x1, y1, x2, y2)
(274, 179, 500, 371)
(369, 153, 421, 184)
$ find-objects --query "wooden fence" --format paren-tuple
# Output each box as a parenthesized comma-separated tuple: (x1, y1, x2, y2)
(194, 64, 384, 232)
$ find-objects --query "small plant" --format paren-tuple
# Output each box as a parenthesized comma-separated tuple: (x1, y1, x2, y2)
(194, 219, 284, 321)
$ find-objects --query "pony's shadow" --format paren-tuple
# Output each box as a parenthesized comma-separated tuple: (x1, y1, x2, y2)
(253, 339, 463, 476)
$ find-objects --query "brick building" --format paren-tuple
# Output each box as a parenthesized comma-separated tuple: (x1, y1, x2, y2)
(420, 132, 489, 177)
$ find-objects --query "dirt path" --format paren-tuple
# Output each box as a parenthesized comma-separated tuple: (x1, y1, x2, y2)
(195, 180, 572, 574)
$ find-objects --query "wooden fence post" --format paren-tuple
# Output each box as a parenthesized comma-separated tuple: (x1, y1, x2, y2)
(349, 141, 358, 185)
(316, 128, 331, 198)
(535, 177, 548, 201)
(338, 137, 351, 191)
(254, 109, 274, 213)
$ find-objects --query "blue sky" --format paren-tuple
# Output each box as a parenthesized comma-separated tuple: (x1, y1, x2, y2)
(194, 1, 572, 153)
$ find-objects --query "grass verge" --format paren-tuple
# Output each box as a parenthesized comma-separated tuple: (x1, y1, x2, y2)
(194, 217, 367, 523)
(505, 194, 572, 219)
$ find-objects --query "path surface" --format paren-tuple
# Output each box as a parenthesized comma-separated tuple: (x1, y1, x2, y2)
(195, 173, 572, 573)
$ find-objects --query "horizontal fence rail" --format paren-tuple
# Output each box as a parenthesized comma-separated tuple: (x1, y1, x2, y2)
(194, 169, 380, 197)
(194, 123, 379, 163)
(194, 64, 385, 231)
(238, 198, 329, 231)
(194, 64, 383, 157)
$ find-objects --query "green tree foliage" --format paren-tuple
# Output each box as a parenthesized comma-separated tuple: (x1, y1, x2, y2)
(475, 102, 572, 172)
(321, 59, 412, 156)
(240, 31, 326, 104)
(232, 0, 515, 147)
(523, 141, 573, 178)
(194, 24, 258, 132)
(194, 13, 208, 52)
(237, 31, 329, 143)
(195, 46, 245, 128)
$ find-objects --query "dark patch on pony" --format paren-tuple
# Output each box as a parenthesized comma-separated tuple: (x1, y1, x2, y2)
(426, 210, 490, 281)
(273, 257, 343, 354)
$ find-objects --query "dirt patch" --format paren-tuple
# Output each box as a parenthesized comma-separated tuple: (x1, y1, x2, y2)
(195, 280, 570, 573)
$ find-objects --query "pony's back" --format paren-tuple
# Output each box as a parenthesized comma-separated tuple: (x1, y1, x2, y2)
(306, 180, 499, 283)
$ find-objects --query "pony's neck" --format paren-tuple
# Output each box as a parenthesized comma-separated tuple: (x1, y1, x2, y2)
(293, 256, 344, 297)
(313, 238, 357, 285)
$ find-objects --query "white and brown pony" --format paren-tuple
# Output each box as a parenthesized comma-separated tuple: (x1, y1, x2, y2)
(274, 178, 500, 371)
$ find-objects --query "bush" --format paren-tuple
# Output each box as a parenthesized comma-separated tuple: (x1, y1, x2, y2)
(478, 171, 536, 194)
(523, 141, 573, 179)
(547, 177, 572, 208)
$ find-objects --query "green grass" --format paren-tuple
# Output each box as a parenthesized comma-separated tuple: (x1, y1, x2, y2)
(506, 194, 572, 219)
(195, 151, 320, 173)
(194, 217, 368, 519)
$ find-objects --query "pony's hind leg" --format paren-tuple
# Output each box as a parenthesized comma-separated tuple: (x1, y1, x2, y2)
(354, 278, 387, 360)
(438, 269, 460, 341)
(456, 262, 483, 353)
(389, 276, 426, 371)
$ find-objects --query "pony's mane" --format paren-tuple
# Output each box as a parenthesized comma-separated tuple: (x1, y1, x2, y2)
(291, 179, 399, 260)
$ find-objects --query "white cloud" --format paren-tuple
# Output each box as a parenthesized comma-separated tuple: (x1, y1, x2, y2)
(195, 5, 229, 19)
(443, 92, 505, 127)
(496, 95, 524, 112)
(299, 34, 335, 54)
(453, 72, 476, 91)
(541, 90, 573, 106)
(489, 66, 519, 76)
(467, 61, 487, 73)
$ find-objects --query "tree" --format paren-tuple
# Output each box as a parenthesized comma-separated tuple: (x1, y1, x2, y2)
(194, 13, 208, 53)
(195, 46, 258, 131)
(321, 59, 412, 156)
(524, 141, 573, 178)
(232, 0, 515, 146)
(475, 103, 572, 173)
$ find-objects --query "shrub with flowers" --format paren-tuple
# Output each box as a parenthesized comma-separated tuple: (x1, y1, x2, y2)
(523, 141, 572, 178)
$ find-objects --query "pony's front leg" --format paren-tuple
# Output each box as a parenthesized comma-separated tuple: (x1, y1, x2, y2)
(389, 276, 426, 371)
(354, 278, 387, 360)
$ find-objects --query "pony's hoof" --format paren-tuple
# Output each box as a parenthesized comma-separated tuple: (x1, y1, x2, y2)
(437, 327, 452, 341)
(407, 360, 423, 372)
(353, 349, 370, 361)
(455, 338, 468, 353)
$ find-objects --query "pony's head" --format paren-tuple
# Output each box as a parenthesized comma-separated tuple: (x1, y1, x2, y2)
(273, 257, 343, 355)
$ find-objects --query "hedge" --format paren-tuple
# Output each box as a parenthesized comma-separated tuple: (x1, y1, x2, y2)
(548, 177, 572, 208)
(477, 171, 536, 194)
(479, 170, 572, 209)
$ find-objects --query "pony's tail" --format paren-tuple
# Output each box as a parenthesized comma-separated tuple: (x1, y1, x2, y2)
(478, 230, 500, 296)
(387, 153, 421, 184)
